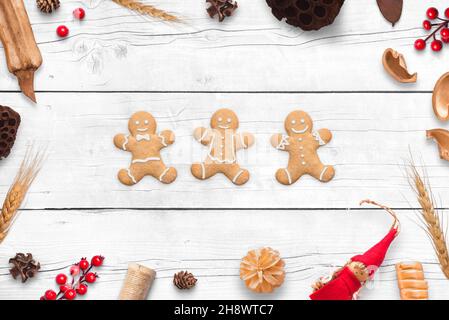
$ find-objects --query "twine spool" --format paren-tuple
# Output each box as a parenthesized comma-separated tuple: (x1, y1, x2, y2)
(119, 263, 156, 300)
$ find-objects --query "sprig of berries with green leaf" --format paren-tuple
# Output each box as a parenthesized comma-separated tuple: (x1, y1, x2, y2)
(40, 255, 104, 300)
(415, 7, 449, 52)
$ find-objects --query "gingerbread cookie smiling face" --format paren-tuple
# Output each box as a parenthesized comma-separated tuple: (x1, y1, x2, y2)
(128, 111, 157, 136)
(271, 110, 335, 185)
(191, 108, 254, 185)
(114, 111, 177, 185)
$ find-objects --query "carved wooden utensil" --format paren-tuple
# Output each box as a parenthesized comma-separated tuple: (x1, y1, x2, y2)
(382, 48, 417, 83)
(0, 0, 42, 103)
(433, 72, 449, 121)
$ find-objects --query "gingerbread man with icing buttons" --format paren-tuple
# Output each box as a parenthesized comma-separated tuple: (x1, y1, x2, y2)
(191, 108, 255, 185)
(114, 111, 177, 185)
(271, 110, 335, 185)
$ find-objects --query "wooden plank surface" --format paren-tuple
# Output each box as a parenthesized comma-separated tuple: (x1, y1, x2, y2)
(0, 0, 444, 92)
(0, 0, 449, 300)
(1, 92, 448, 209)
(0, 209, 447, 300)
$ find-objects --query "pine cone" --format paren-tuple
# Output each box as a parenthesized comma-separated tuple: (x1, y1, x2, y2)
(173, 271, 197, 289)
(266, 0, 345, 31)
(240, 247, 285, 293)
(36, 0, 60, 13)
(0, 106, 21, 160)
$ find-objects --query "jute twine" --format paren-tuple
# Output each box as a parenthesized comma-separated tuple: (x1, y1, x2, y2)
(119, 263, 156, 300)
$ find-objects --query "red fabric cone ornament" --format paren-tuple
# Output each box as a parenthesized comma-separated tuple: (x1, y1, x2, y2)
(310, 200, 400, 300)
(351, 227, 398, 275)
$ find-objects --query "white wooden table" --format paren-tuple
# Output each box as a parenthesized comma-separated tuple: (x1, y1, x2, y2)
(1, 0, 449, 300)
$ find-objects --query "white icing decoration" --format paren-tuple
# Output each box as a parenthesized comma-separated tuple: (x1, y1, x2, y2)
(159, 168, 170, 181)
(277, 135, 290, 150)
(126, 169, 137, 184)
(201, 163, 206, 179)
(292, 126, 308, 134)
(312, 131, 325, 146)
(122, 135, 129, 150)
(206, 132, 236, 164)
(239, 133, 247, 148)
(136, 134, 150, 141)
(137, 128, 148, 132)
(233, 170, 244, 183)
(199, 129, 209, 142)
(158, 133, 167, 146)
(284, 168, 292, 185)
(132, 157, 161, 164)
(319, 167, 328, 181)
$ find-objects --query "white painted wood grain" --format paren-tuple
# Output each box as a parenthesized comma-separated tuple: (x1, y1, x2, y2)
(0, 209, 447, 300)
(0, 0, 444, 92)
(1, 92, 448, 209)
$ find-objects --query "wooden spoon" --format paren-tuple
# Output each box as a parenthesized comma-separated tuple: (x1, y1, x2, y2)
(427, 129, 449, 161)
(432, 72, 449, 121)
(382, 48, 417, 83)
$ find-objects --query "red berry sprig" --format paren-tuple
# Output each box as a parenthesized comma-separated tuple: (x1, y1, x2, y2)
(415, 7, 449, 52)
(40, 255, 104, 300)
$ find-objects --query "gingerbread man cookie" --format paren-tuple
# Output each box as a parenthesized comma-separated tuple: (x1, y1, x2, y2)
(191, 108, 255, 185)
(114, 111, 177, 185)
(271, 110, 335, 185)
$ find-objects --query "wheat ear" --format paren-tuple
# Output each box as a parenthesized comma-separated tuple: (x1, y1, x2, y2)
(407, 164, 449, 279)
(112, 0, 179, 21)
(0, 148, 45, 243)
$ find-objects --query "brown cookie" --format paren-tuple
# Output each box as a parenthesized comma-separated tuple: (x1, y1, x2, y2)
(271, 110, 335, 185)
(191, 108, 255, 185)
(266, 0, 345, 31)
(114, 111, 177, 185)
(0, 105, 21, 160)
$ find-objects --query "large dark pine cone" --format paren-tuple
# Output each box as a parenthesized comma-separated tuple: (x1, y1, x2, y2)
(266, 0, 345, 31)
(36, 0, 60, 13)
(0, 106, 20, 160)
(173, 271, 197, 290)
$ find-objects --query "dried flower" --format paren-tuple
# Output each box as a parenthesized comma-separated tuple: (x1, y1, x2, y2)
(206, 0, 238, 22)
(173, 271, 197, 290)
(9, 253, 40, 283)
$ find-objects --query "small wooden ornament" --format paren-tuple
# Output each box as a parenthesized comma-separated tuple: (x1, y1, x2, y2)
(432, 72, 449, 121)
(119, 263, 156, 300)
(426, 129, 449, 161)
(382, 48, 417, 83)
(240, 247, 285, 293)
(377, 0, 403, 26)
(0, 0, 42, 103)
(396, 262, 428, 300)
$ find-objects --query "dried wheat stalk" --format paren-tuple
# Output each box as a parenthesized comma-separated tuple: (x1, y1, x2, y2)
(112, 0, 179, 21)
(0, 148, 45, 243)
(407, 164, 449, 279)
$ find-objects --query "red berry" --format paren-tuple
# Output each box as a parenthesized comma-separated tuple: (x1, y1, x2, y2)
(40, 296, 45, 300)
(427, 7, 439, 20)
(423, 20, 432, 30)
(431, 39, 443, 51)
(445, 8, 449, 19)
(441, 28, 449, 40)
(55, 273, 67, 284)
(56, 25, 69, 38)
(73, 8, 86, 20)
(64, 289, 77, 300)
(59, 284, 71, 293)
(85, 272, 97, 283)
(70, 264, 80, 276)
(76, 284, 88, 295)
(79, 258, 89, 270)
(414, 39, 426, 50)
(91, 255, 104, 267)
(443, 37, 449, 44)
(44, 290, 57, 300)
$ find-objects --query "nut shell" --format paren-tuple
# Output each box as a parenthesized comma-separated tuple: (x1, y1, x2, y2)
(266, 0, 345, 31)
(432, 72, 449, 121)
(0, 105, 21, 159)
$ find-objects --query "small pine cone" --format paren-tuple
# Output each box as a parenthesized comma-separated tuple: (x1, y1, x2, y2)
(36, 0, 60, 13)
(173, 271, 197, 290)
